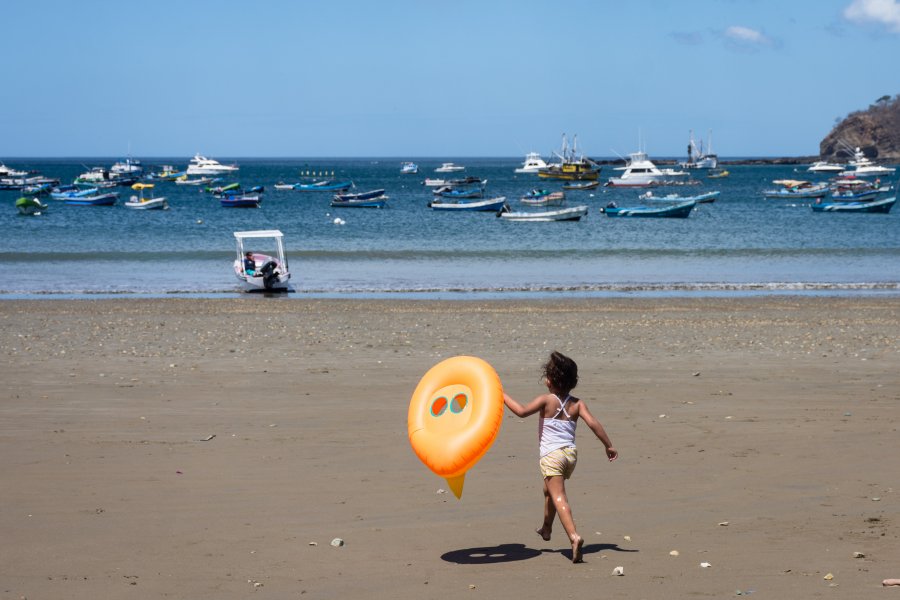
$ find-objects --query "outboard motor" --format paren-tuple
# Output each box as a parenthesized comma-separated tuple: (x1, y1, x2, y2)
(259, 261, 278, 290)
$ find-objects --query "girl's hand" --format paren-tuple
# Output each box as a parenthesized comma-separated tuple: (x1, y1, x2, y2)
(606, 446, 618, 462)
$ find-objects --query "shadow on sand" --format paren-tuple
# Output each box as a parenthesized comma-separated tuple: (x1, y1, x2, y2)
(441, 542, 637, 565)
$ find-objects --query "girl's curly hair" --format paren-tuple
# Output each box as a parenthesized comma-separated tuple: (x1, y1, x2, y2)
(542, 351, 578, 394)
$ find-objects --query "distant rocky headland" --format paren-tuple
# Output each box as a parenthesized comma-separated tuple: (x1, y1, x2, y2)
(820, 94, 900, 161)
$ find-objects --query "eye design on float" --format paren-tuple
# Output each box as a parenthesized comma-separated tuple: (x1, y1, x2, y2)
(431, 393, 468, 417)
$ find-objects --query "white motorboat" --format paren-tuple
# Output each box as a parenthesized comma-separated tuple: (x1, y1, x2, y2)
(807, 160, 845, 173)
(607, 151, 690, 187)
(679, 130, 718, 169)
(186, 154, 239, 175)
(111, 157, 143, 176)
(233, 230, 291, 292)
(0, 163, 28, 177)
(514, 152, 549, 174)
(840, 147, 896, 178)
(400, 161, 419, 174)
(498, 205, 588, 222)
(124, 183, 168, 210)
(435, 162, 465, 173)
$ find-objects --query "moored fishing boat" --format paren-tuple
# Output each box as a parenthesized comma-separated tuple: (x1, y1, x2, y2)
(15, 197, 48, 216)
(763, 180, 829, 199)
(220, 194, 261, 208)
(811, 196, 895, 213)
(423, 176, 485, 188)
(520, 190, 565, 206)
(639, 190, 719, 204)
(428, 196, 508, 211)
(334, 189, 386, 201)
(498, 205, 588, 222)
(330, 196, 387, 208)
(435, 186, 484, 199)
(124, 183, 168, 210)
(562, 180, 600, 190)
(291, 180, 353, 192)
(601, 199, 696, 218)
(537, 134, 600, 181)
(64, 192, 119, 206)
(679, 130, 718, 169)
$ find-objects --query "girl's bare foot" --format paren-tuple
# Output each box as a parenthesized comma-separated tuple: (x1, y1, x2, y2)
(536, 526, 551, 541)
(571, 534, 584, 563)
(884, 579, 900, 586)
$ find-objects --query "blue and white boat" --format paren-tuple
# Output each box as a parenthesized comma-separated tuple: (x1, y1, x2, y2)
(498, 205, 588, 222)
(400, 162, 418, 174)
(64, 192, 119, 206)
(292, 180, 353, 192)
(334, 189, 386, 201)
(640, 190, 719, 204)
(429, 196, 508, 212)
(330, 196, 387, 208)
(435, 186, 484, 199)
(51, 186, 99, 200)
(762, 180, 829, 199)
(811, 196, 895, 213)
(602, 199, 696, 218)
(220, 194, 261, 208)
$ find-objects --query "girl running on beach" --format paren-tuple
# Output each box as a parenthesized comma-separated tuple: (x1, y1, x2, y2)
(503, 351, 617, 563)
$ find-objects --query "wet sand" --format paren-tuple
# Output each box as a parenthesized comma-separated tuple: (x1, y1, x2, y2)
(0, 297, 898, 598)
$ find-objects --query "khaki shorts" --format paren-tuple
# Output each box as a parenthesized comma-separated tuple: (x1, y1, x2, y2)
(540, 447, 577, 479)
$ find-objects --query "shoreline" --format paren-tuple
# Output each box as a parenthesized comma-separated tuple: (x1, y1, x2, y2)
(2, 296, 897, 598)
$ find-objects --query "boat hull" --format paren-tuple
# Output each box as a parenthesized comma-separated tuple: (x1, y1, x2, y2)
(602, 200, 696, 218)
(330, 198, 387, 208)
(220, 195, 261, 208)
(124, 198, 168, 210)
(429, 197, 507, 211)
(812, 197, 895, 213)
(499, 205, 588, 222)
(64, 193, 119, 206)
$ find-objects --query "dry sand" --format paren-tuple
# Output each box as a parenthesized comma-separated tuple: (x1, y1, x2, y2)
(0, 296, 898, 599)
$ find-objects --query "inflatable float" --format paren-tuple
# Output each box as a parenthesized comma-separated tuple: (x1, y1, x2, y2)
(408, 356, 503, 498)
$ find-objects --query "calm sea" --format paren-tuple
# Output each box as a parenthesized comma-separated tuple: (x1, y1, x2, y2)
(1, 158, 898, 298)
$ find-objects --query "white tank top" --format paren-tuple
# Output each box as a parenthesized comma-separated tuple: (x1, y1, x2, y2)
(538, 394, 577, 457)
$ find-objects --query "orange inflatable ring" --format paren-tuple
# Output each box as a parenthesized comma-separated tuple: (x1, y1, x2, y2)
(408, 355, 503, 498)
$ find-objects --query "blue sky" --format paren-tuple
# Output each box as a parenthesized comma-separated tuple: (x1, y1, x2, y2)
(2, 0, 899, 158)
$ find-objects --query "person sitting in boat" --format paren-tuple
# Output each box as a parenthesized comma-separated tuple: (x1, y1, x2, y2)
(243, 252, 258, 276)
(606, 201, 618, 209)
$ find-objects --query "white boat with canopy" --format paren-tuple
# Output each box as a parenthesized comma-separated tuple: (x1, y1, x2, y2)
(233, 230, 291, 292)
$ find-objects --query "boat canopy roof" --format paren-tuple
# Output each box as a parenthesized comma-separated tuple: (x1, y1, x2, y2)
(773, 179, 810, 187)
(234, 229, 284, 240)
(132, 183, 154, 190)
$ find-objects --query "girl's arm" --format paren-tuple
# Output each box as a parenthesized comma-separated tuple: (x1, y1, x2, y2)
(503, 392, 546, 418)
(578, 401, 618, 461)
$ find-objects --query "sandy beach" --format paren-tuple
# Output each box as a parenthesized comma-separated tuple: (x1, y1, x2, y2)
(1, 296, 898, 599)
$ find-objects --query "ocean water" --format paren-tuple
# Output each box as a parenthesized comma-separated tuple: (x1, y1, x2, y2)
(1, 157, 898, 297)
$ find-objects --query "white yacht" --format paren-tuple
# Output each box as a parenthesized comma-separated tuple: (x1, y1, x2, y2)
(607, 151, 689, 187)
(186, 154, 240, 175)
(111, 157, 143, 175)
(514, 152, 549, 174)
(0, 163, 27, 177)
(434, 162, 465, 173)
(807, 161, 845, 173)
(840, 147, 895, 178)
